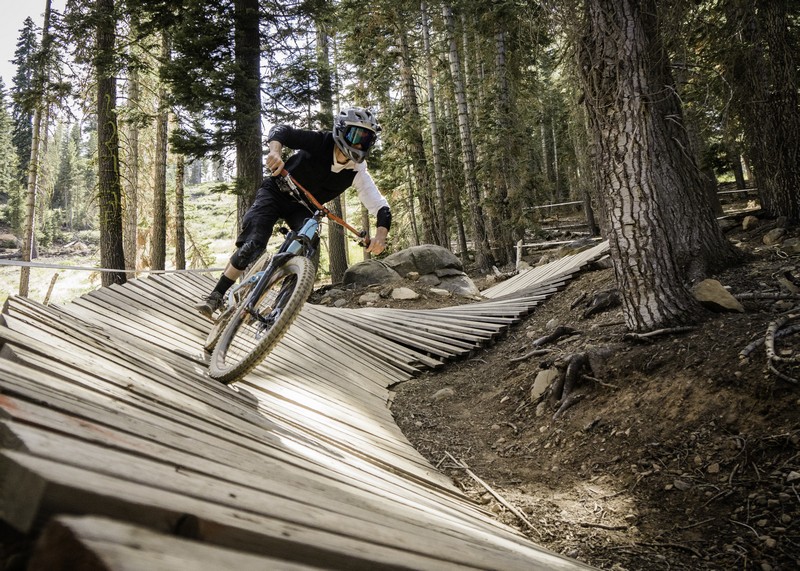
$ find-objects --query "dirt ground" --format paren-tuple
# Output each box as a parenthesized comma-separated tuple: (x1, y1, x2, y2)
(331, 213, 800, 571)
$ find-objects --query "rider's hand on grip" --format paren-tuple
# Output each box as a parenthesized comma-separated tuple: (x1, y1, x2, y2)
(266, 150, 284, 176)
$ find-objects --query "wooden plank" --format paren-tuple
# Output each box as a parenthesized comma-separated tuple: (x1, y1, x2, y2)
(308, 305, 443, 370)
(1, 421, 521, 551)
(0, 333, 458, 495)
(2, 342, 439, 480)
(0, 362, 463, 507)
(0, 451, 588, 571)
(30, 516, 322, 571)
(0, 453, 488, 571)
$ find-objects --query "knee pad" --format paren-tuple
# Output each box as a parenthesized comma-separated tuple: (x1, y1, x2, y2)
(230, 240, 266, 271)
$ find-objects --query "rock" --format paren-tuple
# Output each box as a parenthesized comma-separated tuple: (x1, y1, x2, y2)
(333, 298, 348, 308)
(786, 471, 800, 483)
(383, 244, 463, 277)
(429, 288, 451, 297)
(343, 260, 402, 286)
(691, 279, 745, 313)
(417, 273, 442, 286)
(434, 267, 466, 278)
(390, 287, 419, 300)
(718, 219, 738, 232)
(358, 292, 381, 305)
(781, 238, 800, 255)
(320, 288, 346, 304)
(545, 318, 560, 330)
(673, 479, 691, 491)
(531, 369, 560, 402)
(67, 240, 90, 252)
(742, 215, 760, 231)
(0, 233, 18, 249)
(763, 228, 786, 246)
(438, 274, 482, 299)
(432, 387, 455, 401)
(406, 271, 420, 281)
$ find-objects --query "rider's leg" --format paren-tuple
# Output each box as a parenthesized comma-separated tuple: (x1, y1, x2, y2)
(194, 180, 285, 317)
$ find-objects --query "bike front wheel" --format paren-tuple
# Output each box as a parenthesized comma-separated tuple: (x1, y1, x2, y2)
(203, 250, 273, 353)
(208, 255, 316, 384)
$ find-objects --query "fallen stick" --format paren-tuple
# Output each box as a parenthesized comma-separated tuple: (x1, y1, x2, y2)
(445, 452, 540, 537)
(739, 324, 800, 360)
(735, 292, 800, 300)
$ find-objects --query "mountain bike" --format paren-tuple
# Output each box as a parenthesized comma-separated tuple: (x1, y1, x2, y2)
(205, 170, 368, 384)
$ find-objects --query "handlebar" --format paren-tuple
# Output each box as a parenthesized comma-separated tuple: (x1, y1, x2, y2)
(278, 169, 371, 247)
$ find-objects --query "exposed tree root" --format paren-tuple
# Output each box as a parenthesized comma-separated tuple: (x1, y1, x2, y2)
(582, 289, 621, 318)
(531, 326, 579, 347)
(623, 326, 696, 343)
(548, 352, 591, 420)
(509, 348, 551, 364)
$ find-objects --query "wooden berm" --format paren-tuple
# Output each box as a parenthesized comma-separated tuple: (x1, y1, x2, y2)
(0, 242, 608, 570)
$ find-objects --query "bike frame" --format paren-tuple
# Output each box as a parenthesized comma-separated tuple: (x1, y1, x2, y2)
(220, 171, 365, 322)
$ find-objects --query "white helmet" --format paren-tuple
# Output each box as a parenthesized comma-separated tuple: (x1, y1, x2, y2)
(333, 107, 381, 163)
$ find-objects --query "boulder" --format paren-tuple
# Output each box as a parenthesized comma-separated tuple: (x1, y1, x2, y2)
(438, 274, 482, 299)
(383, 244, 462, 277)
(343, 260, 401, 286)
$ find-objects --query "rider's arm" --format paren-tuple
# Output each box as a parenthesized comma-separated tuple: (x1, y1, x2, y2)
(266, 125, 327, 176)
(353, 165, 391, 255)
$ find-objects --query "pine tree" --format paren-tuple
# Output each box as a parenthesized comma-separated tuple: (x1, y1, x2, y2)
(0, 80, 22, 230)
(10, 17, 38, 187)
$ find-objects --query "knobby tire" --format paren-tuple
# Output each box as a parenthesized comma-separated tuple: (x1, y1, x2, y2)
(209, 255, 315, 384)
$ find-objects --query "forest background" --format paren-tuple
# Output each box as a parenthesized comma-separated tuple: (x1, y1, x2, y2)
(0, 0, 797, 334)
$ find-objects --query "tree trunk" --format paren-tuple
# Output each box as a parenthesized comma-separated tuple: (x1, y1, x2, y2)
(96, 0, 126, 286)
(360, 205, 371, 261)
(421, 2, 448, 248)
(151, 33, 170, 272)
(406, 162, 420, 247)
(442, 5, 492, 272)
(577, 0, 737, 331)
(492, 29, 515, 265)
(725, 0, 800, 223)
(18, 0, 51, 297)
(233, 0, 262, 228)
(122, 15, 140, 277)
(175, 155, 186, 270)
(316, 16, 347, 283)
(399, 28, 438, 246)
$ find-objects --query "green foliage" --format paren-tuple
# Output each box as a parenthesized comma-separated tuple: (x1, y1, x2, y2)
(10, 17, 38, 185)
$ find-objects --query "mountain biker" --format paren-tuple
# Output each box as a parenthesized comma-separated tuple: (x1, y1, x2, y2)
(193, 106, 391, 318)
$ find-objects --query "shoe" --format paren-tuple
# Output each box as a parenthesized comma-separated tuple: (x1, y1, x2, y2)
(193, 291, 223, 319)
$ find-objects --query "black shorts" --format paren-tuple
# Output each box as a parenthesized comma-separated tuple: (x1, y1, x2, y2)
(235, 178, 312, 248)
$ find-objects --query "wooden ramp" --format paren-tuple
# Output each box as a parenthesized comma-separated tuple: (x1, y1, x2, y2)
(0, 242, 609, 570)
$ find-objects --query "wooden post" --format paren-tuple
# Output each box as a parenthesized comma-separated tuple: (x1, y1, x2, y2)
(43, 273, 59, 305)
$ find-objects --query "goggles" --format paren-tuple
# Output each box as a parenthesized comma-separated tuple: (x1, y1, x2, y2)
(343, 125, 377, 149)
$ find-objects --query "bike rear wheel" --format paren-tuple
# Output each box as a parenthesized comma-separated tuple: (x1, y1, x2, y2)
(203, 251, 273, 353)
(208, 255, 315, 384)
